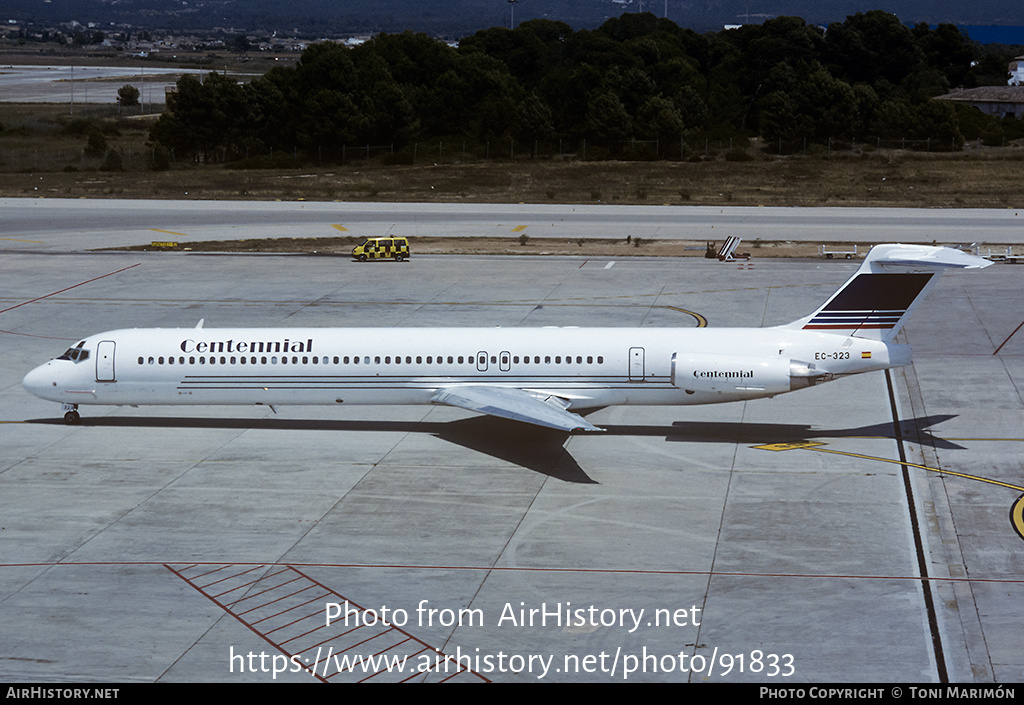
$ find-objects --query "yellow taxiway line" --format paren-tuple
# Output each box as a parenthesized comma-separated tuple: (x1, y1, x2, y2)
(755, 441, 1024, 493)
(754, 440, 1024, 541)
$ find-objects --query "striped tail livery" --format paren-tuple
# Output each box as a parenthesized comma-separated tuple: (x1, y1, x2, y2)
(784, 243, 991, 342)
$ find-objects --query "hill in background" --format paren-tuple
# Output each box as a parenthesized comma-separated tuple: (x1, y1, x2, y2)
(5, 0, 1024, 37)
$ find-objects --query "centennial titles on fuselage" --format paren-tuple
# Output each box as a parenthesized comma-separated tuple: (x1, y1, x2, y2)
(179, 338, 315, 355)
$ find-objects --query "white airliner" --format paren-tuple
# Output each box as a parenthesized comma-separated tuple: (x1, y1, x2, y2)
(23, 244, 990, 430)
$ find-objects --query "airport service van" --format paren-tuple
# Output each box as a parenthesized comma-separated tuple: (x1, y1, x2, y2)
(352, 237, 410, 261)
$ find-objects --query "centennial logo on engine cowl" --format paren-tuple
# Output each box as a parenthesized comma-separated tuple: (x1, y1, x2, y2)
(692, 369, 754, 378)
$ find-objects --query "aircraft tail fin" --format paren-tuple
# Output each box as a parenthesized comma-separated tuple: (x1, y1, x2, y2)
(784, 243, 991, 341)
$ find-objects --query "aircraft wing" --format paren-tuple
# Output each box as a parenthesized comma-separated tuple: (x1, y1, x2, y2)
(431, 386, 604, 432)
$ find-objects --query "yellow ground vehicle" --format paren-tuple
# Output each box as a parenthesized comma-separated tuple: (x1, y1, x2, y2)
(351, 237, 410, 261)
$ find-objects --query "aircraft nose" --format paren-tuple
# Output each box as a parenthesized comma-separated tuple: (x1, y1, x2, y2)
(22, 363, 58, 401)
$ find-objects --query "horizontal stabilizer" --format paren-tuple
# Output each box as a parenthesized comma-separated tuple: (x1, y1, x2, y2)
(784, 243, 991, 341)
(865, 244, 993, 270)
(432, 386, 604, 432)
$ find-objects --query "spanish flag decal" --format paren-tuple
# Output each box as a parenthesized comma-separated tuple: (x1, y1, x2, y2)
(861, 351, 872, 359)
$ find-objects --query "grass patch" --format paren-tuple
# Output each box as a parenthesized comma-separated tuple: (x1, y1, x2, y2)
(5, 103, 1024, 207)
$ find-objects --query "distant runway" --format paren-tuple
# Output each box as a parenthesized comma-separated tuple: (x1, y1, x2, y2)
(2, 199, 1024, 253)
(0, 64, 245, 105)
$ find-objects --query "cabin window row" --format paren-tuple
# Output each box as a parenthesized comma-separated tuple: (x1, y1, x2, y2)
(137, 354, 606, 366)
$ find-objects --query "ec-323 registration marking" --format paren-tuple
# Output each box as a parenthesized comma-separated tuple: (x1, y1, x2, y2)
(814, 351, 852, 361)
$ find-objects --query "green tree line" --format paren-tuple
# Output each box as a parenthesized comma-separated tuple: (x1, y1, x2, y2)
(148, 10, 1024, 165)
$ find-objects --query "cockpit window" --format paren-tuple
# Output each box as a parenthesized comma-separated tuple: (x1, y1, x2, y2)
(57, 341, 90, 363)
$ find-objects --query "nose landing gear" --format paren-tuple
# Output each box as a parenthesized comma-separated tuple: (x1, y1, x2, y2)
(62, 403, 80, 425)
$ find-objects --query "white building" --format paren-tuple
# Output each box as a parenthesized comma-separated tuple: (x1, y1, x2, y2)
(1010, 56, 1024, 86)
(936, 86, 1024, 119)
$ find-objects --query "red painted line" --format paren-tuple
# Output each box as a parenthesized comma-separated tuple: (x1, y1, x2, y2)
(338, 627, 398, 654)
(277, 615, 338, 646)
(994, 318, 1024, 355)
(255, 593, 330, 629)
(213, 567, 289, 599)
(399, 647, 434, 682)
(357, 659, 398, 683)
(0, 263, 142, 316)
(376, 637, 412, 656)
(439, 665, 473, 683)
(236, 583, 319, 617)
(4, 559, 1021, 586)
(0, 330, 89, 340)
(294, 624, 366, 656)
(295, 561, 1024, 585)
(259, 608, 324, 635)
(188, 563, 239, 581)
(164, 563, 329, 683)
(407, 645, 431, 659)
(196, 563, 266, 589)
(230, 576, 306, 610)
(4, 559, 1018, 585)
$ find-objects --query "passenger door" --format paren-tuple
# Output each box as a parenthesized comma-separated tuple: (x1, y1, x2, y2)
(628, 347, 645, 381)
(96, 340, 116, 382)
